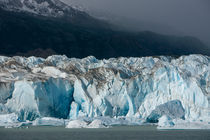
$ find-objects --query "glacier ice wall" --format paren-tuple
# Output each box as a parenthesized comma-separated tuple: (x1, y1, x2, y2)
(0, 54, 209, 122)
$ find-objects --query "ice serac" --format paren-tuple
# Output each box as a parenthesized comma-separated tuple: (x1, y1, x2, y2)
(146, 100, 185, 123)
(0, 54, 210, 127)
(0, 82, 14, 104)
(32, 117, 65, 126)
(66, 120, 88, 128)
(0, 113, 19, 127)
(158, 115, 174, 127)
(32, 78, 74, 119)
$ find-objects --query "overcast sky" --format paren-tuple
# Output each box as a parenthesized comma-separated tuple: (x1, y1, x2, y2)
(63, 0, 210, 45)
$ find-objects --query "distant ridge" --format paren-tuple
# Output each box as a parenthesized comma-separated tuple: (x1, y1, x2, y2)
(0, 1, 210, 59)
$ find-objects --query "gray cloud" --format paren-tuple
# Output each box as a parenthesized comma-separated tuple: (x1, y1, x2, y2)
(63, 0, 210, 45)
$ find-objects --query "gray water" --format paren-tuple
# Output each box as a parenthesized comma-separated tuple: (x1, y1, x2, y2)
(0, 126, 210, 140)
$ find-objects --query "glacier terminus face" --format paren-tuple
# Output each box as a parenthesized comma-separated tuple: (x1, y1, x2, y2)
(0, 54, 210, 129)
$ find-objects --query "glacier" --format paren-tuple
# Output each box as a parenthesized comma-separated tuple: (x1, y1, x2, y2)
(0, 54, 210, 129)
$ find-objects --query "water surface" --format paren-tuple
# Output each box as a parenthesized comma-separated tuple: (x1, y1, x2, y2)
(0, 126, 210, 140)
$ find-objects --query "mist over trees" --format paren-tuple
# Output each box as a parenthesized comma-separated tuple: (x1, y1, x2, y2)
(62, 0, 210, 46)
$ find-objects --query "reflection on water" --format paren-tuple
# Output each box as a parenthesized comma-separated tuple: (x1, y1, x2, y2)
(0, 126, 210, 140)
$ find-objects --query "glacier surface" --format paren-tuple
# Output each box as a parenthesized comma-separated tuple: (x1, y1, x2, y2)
(0, 54, 210, 129)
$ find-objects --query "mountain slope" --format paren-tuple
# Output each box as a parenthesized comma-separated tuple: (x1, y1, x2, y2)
(0, 0, 81, 17)
(0, 0, 109, 28)
(0, 1, 210, 58)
